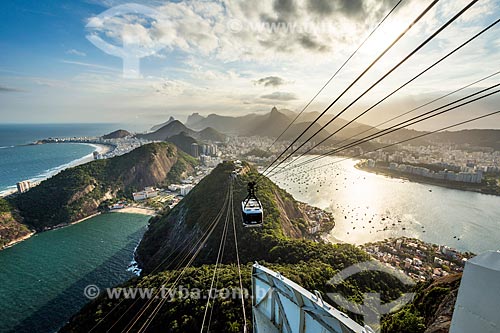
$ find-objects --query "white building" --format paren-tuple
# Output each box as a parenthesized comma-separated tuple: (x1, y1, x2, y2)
(450, 251, 500, 333)
(180, 185, 194, 196)
(17, 180, 31, 193)
(133, 187, 158, 201)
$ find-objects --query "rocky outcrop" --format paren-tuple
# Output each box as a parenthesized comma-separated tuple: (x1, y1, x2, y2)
(272, 188, 304, 238)
(0, 210, 32, 249)
(423, 274, 462, 333)
(102, 129, 131, 139)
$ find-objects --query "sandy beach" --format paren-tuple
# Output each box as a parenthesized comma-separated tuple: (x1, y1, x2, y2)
(112, 207, 157, 216)
(75, 143, 113, 166)
(0, 143, 114, 198)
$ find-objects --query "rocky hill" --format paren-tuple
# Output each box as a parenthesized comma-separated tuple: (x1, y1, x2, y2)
(102, 129, 131, 139)
(138, 120, 196, 141)
(136, 161, 316, 273)
(0, 198, 31, 249)
(61, 162, 418, 333)
(9, 143, 197, 231)
(140, 121, 226, 143)
(166, 132, 199, 155)
(196, 126, 226, 142)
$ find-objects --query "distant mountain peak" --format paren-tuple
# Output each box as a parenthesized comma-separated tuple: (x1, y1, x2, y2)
(150, 116, 177, 132)
(186, 112, 205, 127)
(269, 107, 287, 119)
(140, 120, 195, 141)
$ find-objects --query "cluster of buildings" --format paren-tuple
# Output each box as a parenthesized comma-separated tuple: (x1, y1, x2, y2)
(96, 137, 149, 159)
(200, 155, 222, 167)
(362, 238, 471, 282)
(362, 143, 499, 178)
(300, 203, 334, 235)
(387, 162, 484, 184)
(190, 143, 223, 167)
(41, 136, 149, 160)
(167, 184, 195, 196)
(132, 164, 216, 205)
(190, 143, 219, 158)
(223, 136, 278, 163)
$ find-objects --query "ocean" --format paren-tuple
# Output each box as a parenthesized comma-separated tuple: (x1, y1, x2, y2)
(0, 124, 152, 333)
(0, 124, 117, 193)
(0, 213, 150, 333)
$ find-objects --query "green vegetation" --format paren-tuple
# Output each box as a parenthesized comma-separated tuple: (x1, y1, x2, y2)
(0, 197, 11, 213)
(9, 143, 197, 231)
(166, 132, 198, 156)
(483, 174, 500, 195)
(165, 154, 198, 185)
(0, 198, 31, 248)
(63, 161, 417, 332)
(382, 305, 426, 333)
(382, 274, 462, 332)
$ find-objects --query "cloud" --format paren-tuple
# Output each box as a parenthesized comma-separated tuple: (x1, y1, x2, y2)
(83, 0, 401, 65)
(273, 0, 297, 16)
(60, 60, 118, 72)
(254, 76, 286, 87)
(261, 91, 298, 101)
(0, 85, 23, 92)
(297, 34, 330, 52)
(66, 49, 87, 57)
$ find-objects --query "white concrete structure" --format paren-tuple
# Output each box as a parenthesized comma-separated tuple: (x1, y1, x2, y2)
(16, 180, 31, 193)
(132, 187, 158, 201)
(252, 263, 372, 333)
(450, 251, 500, 333)
(180, 185, 194, 196)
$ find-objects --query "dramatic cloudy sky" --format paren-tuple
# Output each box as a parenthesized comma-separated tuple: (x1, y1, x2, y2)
(0, 0, 499, 131)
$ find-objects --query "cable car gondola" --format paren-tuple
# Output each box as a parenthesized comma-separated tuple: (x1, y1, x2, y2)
(241, 181, 263, 227)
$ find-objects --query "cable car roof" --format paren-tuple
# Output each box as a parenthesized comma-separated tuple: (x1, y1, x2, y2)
(242, 199, 262, 213)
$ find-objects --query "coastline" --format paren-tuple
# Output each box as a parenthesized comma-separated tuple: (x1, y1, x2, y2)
(0, 143, 113, 198)
(111, 206, 156, 216)
(1, 231, 36, 250)
(355, 163, 500, 196)
(1, 207, 156, 251)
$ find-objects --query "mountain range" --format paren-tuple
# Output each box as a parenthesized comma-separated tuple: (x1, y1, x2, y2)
(185, 107, 375, 141)
(138, 120, 226, 143)
(143, 107, 500, 151)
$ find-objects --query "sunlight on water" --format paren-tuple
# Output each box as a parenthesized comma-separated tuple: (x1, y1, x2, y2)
(271, 156, 500, 254)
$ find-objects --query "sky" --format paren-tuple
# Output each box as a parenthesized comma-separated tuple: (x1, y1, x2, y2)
(0, 0, 499, 131)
